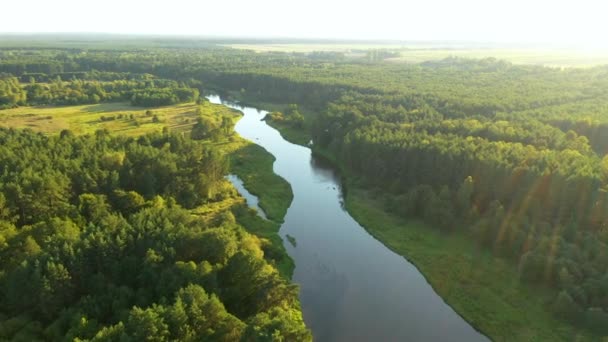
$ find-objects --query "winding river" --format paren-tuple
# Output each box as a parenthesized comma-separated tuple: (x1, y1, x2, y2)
(208, 95, 489, 342)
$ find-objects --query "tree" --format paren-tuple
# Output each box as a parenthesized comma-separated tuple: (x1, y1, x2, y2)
(585, 307, 608, 334)
(78, 193, 111, 223)
(0, 193, 15, 222)
(456, 176, 475, 217)
(112, 190, 146, 215)
(290, 111, 305, 128)
(191, 116, 218, 140)
(519, 251, 546, 283)
(125, 306, 170, 342)
(435, 185, 456, 230)
(165, 285, 245, 341)
(219, 252, 299, 318)
(60, 129, 74, 139)
(221, 117, 233, 135)
(601, 155, 608, 184)
(196, 228, 239, 264)
(553, 290, 582, 322)
(243, 307, 312, 342)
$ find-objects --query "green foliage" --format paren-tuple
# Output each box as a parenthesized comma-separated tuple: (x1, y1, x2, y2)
(0, 77, 26, 108)
(131, 87, 198, 107)
(553, 291, 582, 322)
(191, 115, 219, 140)
(0, 128, 308, 340)
(1, 70, 199, 108)
(5, 44, 608, 339)
(266, 104, 305, 129)
(346, 186, 592, 341)
(230, 144, 293, 222)
(163, 49, 608, 337)
(244, 307, 311, 341)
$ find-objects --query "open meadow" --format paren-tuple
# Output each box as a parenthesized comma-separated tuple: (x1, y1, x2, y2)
(0, 102, 201, 136)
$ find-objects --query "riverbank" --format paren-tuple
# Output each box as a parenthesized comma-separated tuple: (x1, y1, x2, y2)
(345, 186, 589, 341)
(211, 104, 295, 277)
(228, 143, 295, 277)
(245, 101, 594, 340)
(229, 143, 293, 222)
(212, 91, 315, 146)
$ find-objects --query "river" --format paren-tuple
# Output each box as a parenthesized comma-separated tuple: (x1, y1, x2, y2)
(208, 95, 489, 342)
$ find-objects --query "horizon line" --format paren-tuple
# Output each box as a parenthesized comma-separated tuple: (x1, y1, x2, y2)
(0, 32, 602, 49)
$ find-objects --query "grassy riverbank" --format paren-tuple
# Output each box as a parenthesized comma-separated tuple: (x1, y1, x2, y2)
(265, 120, 311, 146)
(321, 143, 594, 340)
(346, 186, 590, 341)
(229, 144, 293, 222)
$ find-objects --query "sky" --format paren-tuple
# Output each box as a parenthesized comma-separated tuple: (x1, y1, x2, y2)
(1, 0, 606, 47)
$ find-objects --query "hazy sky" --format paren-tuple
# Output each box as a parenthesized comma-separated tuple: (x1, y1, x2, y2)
(1, 0, 606, 46)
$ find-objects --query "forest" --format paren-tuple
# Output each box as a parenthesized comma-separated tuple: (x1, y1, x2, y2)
(238, 64, 608, 335)
(0, 49, 312, 340)
(0, 127, 310, 341)
(2, 44, 608, 339)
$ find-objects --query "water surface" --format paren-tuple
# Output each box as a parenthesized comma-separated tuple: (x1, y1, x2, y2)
(226, 174, 267, 219)
(209, 95, 489, 342)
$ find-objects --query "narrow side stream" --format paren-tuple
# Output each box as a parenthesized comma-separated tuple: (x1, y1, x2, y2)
(226, 174, 267, 220)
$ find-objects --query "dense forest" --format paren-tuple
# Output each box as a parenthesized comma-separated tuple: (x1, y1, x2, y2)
(0, 128, 310, 341)
(2, 45, 608, 338)
(311, 91, 608, 332)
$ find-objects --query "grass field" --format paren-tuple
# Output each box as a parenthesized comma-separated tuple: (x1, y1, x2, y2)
(0, 102, 201, 136)
(223, 43, 400, 55)
(386, 48, 608, 67)
(226, 43, 608, 67)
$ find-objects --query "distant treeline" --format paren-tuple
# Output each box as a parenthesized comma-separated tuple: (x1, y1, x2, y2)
(0, 73, 198, 108)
